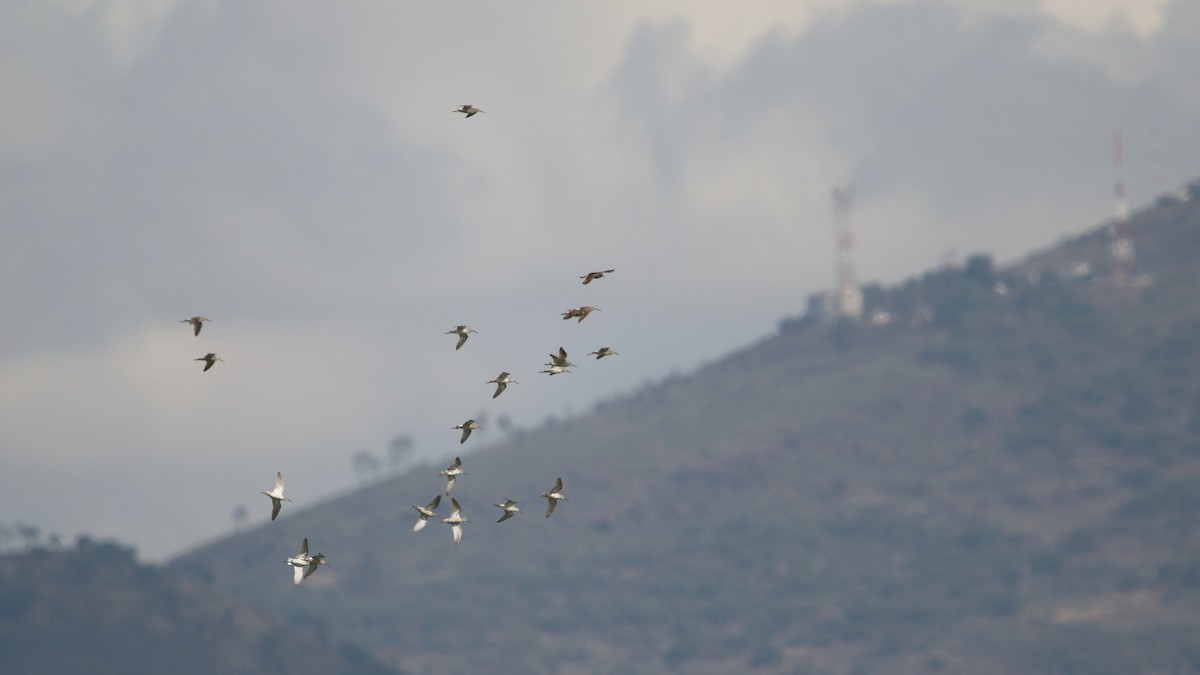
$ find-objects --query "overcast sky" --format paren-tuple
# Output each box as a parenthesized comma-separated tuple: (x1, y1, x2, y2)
(1, 0, 1196, 560)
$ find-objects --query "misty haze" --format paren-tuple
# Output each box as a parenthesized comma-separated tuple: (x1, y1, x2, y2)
(2, 0, 1199, 673)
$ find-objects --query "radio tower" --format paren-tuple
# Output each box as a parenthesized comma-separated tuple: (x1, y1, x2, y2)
(1109, 131, 1135, 282)
(832, 187, 863, 319)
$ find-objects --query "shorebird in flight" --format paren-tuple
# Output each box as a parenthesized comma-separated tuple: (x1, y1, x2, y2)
(453, 104, 483, 118)
(493, 499, 521, 523)
(452, 419, 481, 444)
(546, 347, 575, 369)
(539, 365, 572, 376)
(541, 477, 567, 518)
(195, 353, 224, 371)
(412, 495, 441, 532)
(588, 347, 620, 359)
(487, 372, 517, 398)
(285, 538, 326, 586)
(560, 306, 600, 322)
(441, 498, 468, 545)
(180, 316, 210, 336)
(439, 456, 465, 495)
(260, 472, 292, 522)
(580, 269, 615, 285)
(446, 325, 477, 350)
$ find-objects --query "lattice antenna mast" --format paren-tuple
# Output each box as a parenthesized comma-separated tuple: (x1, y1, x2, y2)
(832, 187, 863, 319)
(1109, 131, 1135, 282)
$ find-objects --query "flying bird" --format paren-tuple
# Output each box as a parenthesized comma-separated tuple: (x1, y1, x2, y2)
(560, 306, 600, 322)
(304, 553, 326, 581)
(284, 538, 326, 586)
(541, 477, 567, 518)
(539, 365, 572, 376)
(452, 419, 481, 444)
(180, 316, 210, 336)
(580, 269, 615, 284)
(487, 371, 517, 398)
(588, 347, 620, 359)
(441, 498, 468, 545)
(494, 499, 521, 523)
(412, 495, 441, 532)
(546, 346, 575, 369)
(446, 325, 477, 350)
(260, 472, 292, 522)
(195, 353, 224, 371)
(439, 456, 466, 495)
(453, 104, 483, 118)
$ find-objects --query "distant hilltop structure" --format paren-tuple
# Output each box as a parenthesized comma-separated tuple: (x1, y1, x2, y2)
(828, 186, 863, 320)
(789, 138, 1200, 334)
(1108, 131, 1137, 283)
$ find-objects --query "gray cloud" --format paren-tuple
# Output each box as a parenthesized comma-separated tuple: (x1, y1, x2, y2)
(2, 1, 465, 354)
(595, 2, 1200, 283)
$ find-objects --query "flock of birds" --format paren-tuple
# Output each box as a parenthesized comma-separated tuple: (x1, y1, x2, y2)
(179, 238, 619, 585)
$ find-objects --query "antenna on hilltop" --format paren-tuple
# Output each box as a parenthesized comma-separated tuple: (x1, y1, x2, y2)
(831, 187, 863, 320)
(1108, 131, 1136, 283)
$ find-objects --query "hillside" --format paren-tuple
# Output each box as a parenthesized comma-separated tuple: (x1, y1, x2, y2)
(0, 538, 403, 675)
(173, 180, 1200, 674)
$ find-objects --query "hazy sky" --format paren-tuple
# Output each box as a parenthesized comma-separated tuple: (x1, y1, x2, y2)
(1, 0, 1196, 560)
